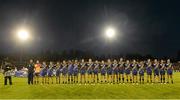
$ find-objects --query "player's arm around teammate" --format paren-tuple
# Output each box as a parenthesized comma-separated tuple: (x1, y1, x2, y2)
(40, 61, 48, 84)
(55, 62, 61, 84)
(118, 58, 125, 84)
(93, 60, 99, 84)
(138, 61, 145, 84)
(112, 60, 119, 84)
(73, 60, 79, 84)
(100, 60, 107, 83)
(125, 60, 131, 83)
(132, 60, 138, 83)
(166, 59, 173, 84)
(80, 59, 86, 84)
(159, 60, 166, 84)
(153, 59, 160, 83)
(146, 59, 152, 83)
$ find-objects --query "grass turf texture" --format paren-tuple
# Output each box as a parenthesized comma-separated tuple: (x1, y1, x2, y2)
(0, 73, 180, 99)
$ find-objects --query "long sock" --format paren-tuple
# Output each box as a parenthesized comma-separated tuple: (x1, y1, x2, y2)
(167, 78, 169, 83)
(139, 77, 141, 83)
(130, 79, 132, 83)
(163, 78, 165, 83)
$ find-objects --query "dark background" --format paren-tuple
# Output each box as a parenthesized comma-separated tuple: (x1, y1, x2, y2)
(0, 0, 180, 60)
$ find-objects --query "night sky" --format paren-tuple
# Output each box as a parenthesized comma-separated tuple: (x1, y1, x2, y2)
(0, 0, 180, 57)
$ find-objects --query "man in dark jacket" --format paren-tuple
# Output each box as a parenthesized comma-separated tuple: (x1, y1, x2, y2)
(3, 62, 13, 85)
(27, 59, 34, 85)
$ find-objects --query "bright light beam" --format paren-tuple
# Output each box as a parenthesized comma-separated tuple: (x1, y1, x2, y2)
(105, 27, 116, 39)
(17, 29, 29, 41)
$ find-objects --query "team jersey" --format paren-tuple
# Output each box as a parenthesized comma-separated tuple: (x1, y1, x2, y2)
(93, 63, 99, 74)
(56, 64, 62, 76)
(153, 63, 159, 75)
(47, 64, 54, 76)
(80, 63, 86, 74)
(153, 63, 159, 71)
(73, 64, 79, 75)
(34, 63, 41, 73)
(159, 63, 165, 75)
(124, 63, 131, 74)
(87, 63, 94, 74)
(159, 63, 165, 70)
(165, 63, 172, 70)
(40, 64, 47, 76)
(100, 64, 106, 75)
(61, 64, 68, 75)
(146, 63, 152, 73)
(68, 64, 74, 75)
(166, 63, 173, 75)
(137, 63, 142, 71)
(132, 63, 138, 75)
(119, 62, 124, 74)
(139, 67, 144, 76)
(107, 63, 113, 74)
(112, 63, 119, 74)
(80, 63, 86, 70)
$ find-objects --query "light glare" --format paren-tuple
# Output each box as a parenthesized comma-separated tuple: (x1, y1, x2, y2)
(106, 28, 115, 38)
(17, 30, 29, 41)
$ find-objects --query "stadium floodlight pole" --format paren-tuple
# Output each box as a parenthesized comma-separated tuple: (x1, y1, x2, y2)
(17, 29, 30, 65)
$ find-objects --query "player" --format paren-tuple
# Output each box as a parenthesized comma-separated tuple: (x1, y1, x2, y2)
(107, 59, 113, 84)
(124, 60, 131, 83)
(118, 58, 125, 83)
(55, 62, 61, 84)
(146, 59, 152, 83)
(34, 60, 41, 84)
(100, 60, 107, 83)
(166, 59, 173, 84)
(80, 59, 86, 84)
(112, 60, 119, 84)
(40, 61, 48, 84)
(153, 59, 160, 83)
(138, 61, 145, 84)
(93, 60, 99, 83)
(61, 60, 68, 84)
(131, 60, 138, 83)
(159, 60, 166, 83)
(47, 61, 54, 84)
(68, 60, 74, 84)
(87, 59, 93, 84)
(73, 60, 79, 84)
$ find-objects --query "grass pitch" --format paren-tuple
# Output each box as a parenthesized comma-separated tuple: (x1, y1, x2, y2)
(0, 73, 180, 99)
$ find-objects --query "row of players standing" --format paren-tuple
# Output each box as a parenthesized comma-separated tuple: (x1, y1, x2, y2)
(27, 58, 173, 85)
